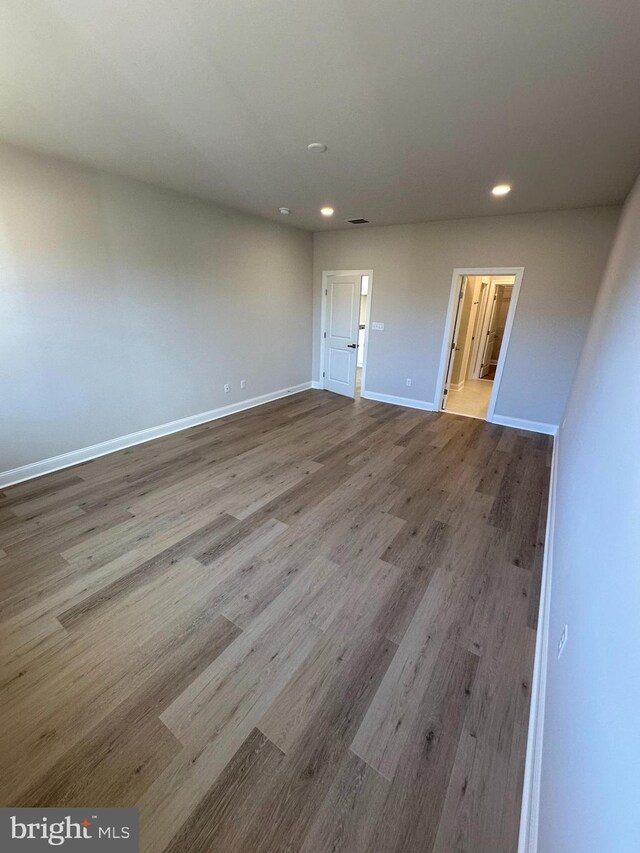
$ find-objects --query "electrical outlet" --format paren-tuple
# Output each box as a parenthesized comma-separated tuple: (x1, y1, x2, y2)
(406, 378, 412, 387)
(557, 624, 568, 658)
(224, 383, 230, 393)
(240, 379, 246, 390)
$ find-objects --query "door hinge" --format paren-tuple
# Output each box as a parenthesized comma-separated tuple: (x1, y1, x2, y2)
(322, 371, 325, 378)
(443, 388, 448, 395)
(325, 289, 328, 295)
(323, 331, 326, 338)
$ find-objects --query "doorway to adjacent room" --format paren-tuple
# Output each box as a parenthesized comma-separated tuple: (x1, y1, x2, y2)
(320, 270, 373, 399)
(437, 268, 523, 421)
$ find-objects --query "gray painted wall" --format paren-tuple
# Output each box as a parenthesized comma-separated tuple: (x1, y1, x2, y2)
(0, 143, 312, 472)
(538, 178, 640, 852)
(313, 207, 620, 426)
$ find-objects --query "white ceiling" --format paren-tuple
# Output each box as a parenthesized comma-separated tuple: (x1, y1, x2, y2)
(1, 0, 639, 231)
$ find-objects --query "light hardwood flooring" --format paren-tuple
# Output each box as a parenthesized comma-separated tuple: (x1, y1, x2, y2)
(446, 378, 493, 419)
(0, 390, 551, 852)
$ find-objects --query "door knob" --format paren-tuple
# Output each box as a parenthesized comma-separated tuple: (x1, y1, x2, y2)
(347, 343, 357, 349)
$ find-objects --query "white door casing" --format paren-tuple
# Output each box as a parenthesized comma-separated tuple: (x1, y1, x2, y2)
(435, 267, 524, 423)
(322, 273, 361, 397)
(441, 276, 467, 409)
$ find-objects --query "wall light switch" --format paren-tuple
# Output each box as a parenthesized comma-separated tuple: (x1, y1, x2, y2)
(406, 378, 412, 386)
(240, 380, 246, 390)
(224, 383, 230, 393)
(372, 321, 385, 331)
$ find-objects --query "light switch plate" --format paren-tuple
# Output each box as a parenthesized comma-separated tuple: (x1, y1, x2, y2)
(372, 321, 385, 331)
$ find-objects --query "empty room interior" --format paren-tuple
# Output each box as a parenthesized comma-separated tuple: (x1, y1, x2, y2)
(1, 2, 638, 852)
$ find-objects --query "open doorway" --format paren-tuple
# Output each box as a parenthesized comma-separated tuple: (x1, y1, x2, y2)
(320, 270, 373, 399)
(356, 274, 370, 395)
(436, 267, 524, 421)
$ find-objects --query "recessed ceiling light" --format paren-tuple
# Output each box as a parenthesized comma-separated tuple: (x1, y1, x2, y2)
(320, 206, 334, 216)
(492, 184, 511, 196)
(278, 207, 290, 215)
(307, 143, 328, 153)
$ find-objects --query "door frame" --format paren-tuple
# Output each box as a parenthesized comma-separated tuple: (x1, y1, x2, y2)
(440, 275, 469, 399)
(320, 269, 374, 397)
(435, 267, 524, 422)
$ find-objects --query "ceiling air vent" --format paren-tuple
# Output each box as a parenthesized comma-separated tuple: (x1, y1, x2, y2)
(346, 218, 369, 224)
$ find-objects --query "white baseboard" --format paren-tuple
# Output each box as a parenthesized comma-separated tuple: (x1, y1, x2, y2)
(518, 430, 559, 852)
(0, 382, 313, 489)
(490, 413, 558, 436)
(450, 380, 465, 391)
(311, 380, 322, 389)
(361, 390, 437, 412)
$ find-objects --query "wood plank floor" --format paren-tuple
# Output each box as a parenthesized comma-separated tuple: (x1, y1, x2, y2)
(0, 390, 552, 852)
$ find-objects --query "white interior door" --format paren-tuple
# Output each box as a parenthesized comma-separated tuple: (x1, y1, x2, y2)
(441, 277, 467, 409)
(480, 288, 499, 377)
(323, 274, 360, 397)
(469, 281, 489, 379)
